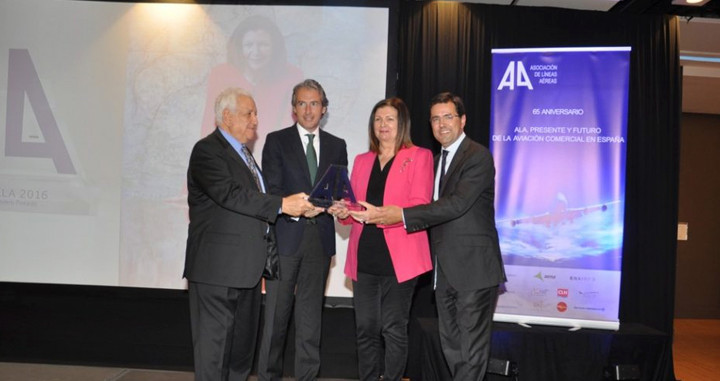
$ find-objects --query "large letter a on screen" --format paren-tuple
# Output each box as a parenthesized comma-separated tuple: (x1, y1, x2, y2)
(5, 49, 76, 174)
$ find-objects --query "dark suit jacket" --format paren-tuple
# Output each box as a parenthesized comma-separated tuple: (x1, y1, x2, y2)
(404, 136, 506, 291)
(184, 128, 283, 289)
(262, 125, 348, 257)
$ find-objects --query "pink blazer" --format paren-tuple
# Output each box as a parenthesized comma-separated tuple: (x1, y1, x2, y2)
(342, 146, 434, 283)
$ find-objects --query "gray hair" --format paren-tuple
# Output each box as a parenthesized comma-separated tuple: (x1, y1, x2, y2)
(291, 79, 329, 108)
(215, 87, 253, 126)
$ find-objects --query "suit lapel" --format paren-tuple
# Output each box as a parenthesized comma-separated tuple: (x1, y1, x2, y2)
(213, 128, 243, 166)
(440, 137, 471, 195)
(317, 130, 332, 182)
(288, 125, 314, 187)
(214, 129, 258, 187)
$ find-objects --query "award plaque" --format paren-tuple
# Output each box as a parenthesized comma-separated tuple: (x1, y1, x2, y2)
(309, 165, 363, 210)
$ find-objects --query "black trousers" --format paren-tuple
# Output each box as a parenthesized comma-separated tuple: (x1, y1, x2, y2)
(353, 272, 417, 381)
(258, 224, 331, 381)
(188, 280, 262, 381)
(435, 264, 499, 381)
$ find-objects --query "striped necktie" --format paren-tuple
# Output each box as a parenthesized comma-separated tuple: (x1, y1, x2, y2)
(241, 145, 261, 191)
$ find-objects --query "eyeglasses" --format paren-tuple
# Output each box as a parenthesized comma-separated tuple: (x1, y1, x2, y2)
(430, 114, 459, 125)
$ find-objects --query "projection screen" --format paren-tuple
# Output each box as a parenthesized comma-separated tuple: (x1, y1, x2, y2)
(0, 0, 390, 298)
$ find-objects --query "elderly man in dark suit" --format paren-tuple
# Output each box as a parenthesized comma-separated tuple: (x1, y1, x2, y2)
(257, 79, 348, 381)
(352, 92, 506, 381)
(184, 87, 316, 381)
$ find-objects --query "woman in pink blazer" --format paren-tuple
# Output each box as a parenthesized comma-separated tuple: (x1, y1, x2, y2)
(330, 97, 433, 381)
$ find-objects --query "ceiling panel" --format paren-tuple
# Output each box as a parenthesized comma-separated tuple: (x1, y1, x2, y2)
(461, 0, 620, 11)
(514, 0, 620, 11)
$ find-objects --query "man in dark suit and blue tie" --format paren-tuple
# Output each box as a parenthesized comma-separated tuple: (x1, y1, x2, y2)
(184, 87, 316, 381)
(353, 92, 506, 381)
(258, 79, 348, 381)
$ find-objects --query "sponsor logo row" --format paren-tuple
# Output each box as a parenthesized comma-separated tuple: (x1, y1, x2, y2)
(533, 272, 597, 282)
(530, 288, 600, 299)
(529, 300, 607, 314)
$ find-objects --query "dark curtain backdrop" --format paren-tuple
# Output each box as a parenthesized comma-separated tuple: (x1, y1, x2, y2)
(397, 1, 679, 379)
(0, 3, 680, 380)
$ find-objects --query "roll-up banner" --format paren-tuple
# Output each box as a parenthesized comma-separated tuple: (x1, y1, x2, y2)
(491, 47, 630, 330)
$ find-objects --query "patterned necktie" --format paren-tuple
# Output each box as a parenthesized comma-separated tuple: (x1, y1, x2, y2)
(241, 145, 261, 191)
(439, 149, 449, 192)
(306, 133, 318, 184)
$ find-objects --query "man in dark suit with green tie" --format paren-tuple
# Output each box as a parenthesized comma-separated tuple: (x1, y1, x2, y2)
(258, 79, 348, 381)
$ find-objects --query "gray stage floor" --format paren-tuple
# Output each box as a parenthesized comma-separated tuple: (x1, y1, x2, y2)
(0, 362, 355, 381)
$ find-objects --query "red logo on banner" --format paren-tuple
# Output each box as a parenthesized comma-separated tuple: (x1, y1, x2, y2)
(557, 302, 567, 312)
(557, 288, 569, 297)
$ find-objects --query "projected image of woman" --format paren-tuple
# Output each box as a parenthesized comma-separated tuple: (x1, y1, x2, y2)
(201, 15, 303, 158)
(329, 98, 434, 381)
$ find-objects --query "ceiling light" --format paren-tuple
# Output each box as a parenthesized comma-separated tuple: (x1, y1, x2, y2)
(671, 0, 711, 6)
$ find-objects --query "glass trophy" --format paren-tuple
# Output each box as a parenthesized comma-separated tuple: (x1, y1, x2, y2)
(309, 164, 363, 210)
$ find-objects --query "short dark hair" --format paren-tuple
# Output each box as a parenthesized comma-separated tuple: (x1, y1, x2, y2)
(429, 92, 465, 117)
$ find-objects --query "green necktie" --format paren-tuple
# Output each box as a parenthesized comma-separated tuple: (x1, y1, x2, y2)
(306, 133, 317, 184)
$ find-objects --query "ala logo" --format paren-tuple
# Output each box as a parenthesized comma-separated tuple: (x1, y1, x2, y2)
(497, 61, 534, 91)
